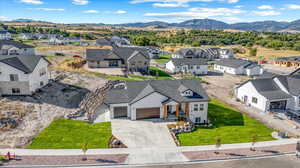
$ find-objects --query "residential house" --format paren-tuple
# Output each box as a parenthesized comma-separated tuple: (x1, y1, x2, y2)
(86, 46, 150, 73)
(172, 47, 234, 60)
(214, 58, 264, 76)
(235, 69, 300, 115)
(96, 38, 112, 47)
(110, 36, 131, 47)
(93, 79, 210, 123)
(0, 55, 50, 96)
(0, 30, 12, 40)
(166, 58, 208, 75)
(19, 33, 37, 40)
(0, 40, 35, 56)
(274, 56, 300, 68)
(49, 36, 81, 45)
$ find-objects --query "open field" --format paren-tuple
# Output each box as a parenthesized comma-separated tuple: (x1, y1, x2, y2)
(28, 119, 112, 149)
(177, 99, 275, 146)
(236, 46, 300, 60)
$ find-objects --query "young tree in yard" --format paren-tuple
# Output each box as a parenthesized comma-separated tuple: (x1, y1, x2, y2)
(250, 134, 257, 151)
(215, 137, 222, 154)
(249, 48, 257, 57)
(81, 142, 88, 161)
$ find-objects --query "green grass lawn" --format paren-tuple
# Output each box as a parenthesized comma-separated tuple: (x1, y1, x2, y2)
(28, 119, 112, 149)
(177, 99, 275, 146)
(153, 53, 172, 64)
(149, 66, 173, 80)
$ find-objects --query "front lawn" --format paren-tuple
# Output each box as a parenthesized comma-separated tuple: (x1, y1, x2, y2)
(28, 119, 112, 149)
(153, 53, 172, 64)
(149, 66, 173, 80)
(177, 99, 275, 146)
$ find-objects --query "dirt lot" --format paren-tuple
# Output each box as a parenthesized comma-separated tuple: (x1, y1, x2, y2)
(0, 71, 107, 148)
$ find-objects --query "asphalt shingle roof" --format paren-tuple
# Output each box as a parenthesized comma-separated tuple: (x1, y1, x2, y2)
(0, 40, 34, 49)
(250, 78, 293, 100)
(86, 49, 118, 61)
(104, 79, 210, 104)
(214, 58, 257, 69)
(170, 58, 208, 66)
(0, 55, 46, 73)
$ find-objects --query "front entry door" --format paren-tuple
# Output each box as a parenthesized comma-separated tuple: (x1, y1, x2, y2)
(243, 96, 248, 103)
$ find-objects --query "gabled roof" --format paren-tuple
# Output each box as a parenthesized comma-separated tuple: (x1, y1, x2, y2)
(0, 40, 34, 49)
(215, 58, 258, 69)
(275, 75, 300, 96)
(276, 56, 300, 63)
(86, 49, 119, 61)
(250, 78, 292, 100)
(104, 79, 210, 104)
(170, 58, 207, 66)
(0, 55, 48, 73)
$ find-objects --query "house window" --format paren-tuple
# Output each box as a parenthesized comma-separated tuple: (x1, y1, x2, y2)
(195, 117, 201, 123)
(40, 81, 44, 86)
(252, 97, 258, 104)
(188, 66, 193, 70)
(196, 65, 200, 69)
(9, 74, 19, 81)
(199, 104, 204, 111)
(39, 68, 46, 76)
(193, 104, 199, 111)
(12, 88, 20, 94)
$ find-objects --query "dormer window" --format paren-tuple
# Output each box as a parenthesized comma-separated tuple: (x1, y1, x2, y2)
(181, 90, 193, 97)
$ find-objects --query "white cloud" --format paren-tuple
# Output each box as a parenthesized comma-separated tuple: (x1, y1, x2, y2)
(131, 0, 239, 7)
(20, 0, 43, 5)
(145, 7, 245, 18)
(30, 8, 65, 11)
(84, 10, 99, 13)
(227, 0, 239, 3)
(72, 0, 89, 5)
(252, 10, 281, 16)
(234, 5, 243, 8)
(153, 2, 188, 7)
(286, 4, 300, 9)
(258, 5, 273, 10)
(116, 10, 127, 14)
(0, 16, 8, 20)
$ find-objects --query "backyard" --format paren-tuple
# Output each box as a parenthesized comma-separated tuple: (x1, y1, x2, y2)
(28, 119, 112, 149)
(177, 99, 275, 146)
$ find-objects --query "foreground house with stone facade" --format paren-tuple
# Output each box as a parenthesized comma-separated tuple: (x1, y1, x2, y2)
(94, 79, 210, 124)
(235, 69, 300, 116)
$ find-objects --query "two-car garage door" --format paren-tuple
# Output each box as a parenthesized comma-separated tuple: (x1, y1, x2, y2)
(136, 107, 160, 119)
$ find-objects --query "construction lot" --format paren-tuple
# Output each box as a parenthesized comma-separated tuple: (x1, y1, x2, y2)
(0, 71, 107, 148)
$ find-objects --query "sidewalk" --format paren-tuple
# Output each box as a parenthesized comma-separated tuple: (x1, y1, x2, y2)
(1, 139, 298, 167)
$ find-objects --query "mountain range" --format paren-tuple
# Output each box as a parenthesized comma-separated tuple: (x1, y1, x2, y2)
(114, 19, 300, 32)
(7, 18, 300, 32)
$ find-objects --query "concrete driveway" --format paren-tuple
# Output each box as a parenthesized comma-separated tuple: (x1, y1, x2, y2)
(111, 119, 177, 148)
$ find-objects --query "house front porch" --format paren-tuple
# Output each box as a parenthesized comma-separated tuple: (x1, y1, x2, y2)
(162, 99, 190, 121)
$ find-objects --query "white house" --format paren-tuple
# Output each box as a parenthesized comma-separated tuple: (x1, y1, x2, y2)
(235, 69, 300, 113)
(19, 33, 37, 40)
(0, 40, 35, 56)
(166, 58, 208, 75)
(172, 47, 234, 60)
(0, 55, 50, 96)
(93, 79, 210, 124)
(0, 30, 12, 40)
(214, 58, 264, 76)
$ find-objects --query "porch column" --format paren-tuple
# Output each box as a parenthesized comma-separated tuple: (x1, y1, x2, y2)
(176, 104, 179, 117)
(185, 103, 189, 116)
(164, 104, 168, 120)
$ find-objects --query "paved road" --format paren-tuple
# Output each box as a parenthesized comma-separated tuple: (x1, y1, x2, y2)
(107, 155, 300, 168)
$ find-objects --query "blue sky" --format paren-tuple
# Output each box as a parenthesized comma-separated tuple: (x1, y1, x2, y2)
(1, 0, 300, 24)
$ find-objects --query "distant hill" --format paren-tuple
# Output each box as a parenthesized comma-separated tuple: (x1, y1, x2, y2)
(114, 19, 300, 32)
(3, 18, 300, 32)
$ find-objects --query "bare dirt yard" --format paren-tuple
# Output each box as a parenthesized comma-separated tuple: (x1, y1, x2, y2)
(0, 71, 107, 148)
